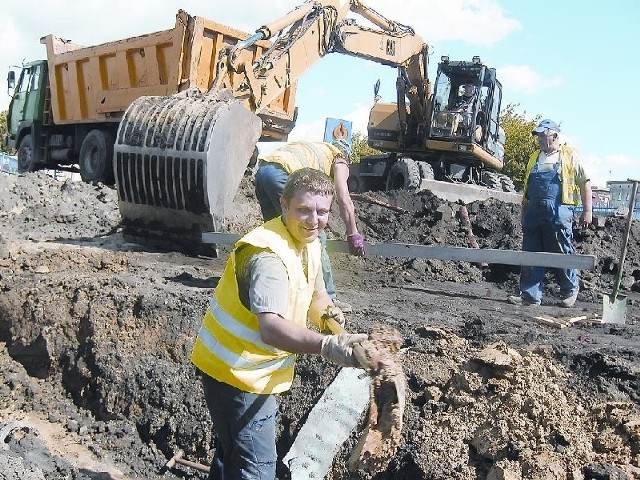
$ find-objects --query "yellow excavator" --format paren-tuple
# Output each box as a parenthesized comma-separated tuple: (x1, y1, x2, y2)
(112, 0, 508, 253)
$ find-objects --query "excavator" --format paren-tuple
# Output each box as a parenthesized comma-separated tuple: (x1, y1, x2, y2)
(113, 0, 510, 254)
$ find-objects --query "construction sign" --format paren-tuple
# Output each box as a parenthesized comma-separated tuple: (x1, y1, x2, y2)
(324, 118, 352, 145)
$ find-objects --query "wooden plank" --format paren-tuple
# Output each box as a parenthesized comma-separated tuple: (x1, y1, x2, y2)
(533, 315, 600, 329)
(201, 233, 597, 270)
(533, 316, 566, 329)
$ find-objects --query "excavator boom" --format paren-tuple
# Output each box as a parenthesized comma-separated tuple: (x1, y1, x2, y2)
(115, 0, 433, 254)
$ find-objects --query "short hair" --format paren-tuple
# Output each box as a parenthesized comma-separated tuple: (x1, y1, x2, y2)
(281, 168, 334, 203)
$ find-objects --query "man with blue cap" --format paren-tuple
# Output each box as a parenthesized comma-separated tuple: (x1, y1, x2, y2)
(254, 139, 365, 312)
(509, 119, 592, 308)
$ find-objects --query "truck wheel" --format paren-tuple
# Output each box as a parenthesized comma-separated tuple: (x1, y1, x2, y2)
(499, 174, 516, 192)
(481, 170, 501, 190)
(79, 129, 115, 185)
(417, 161, 435, 181)
(386, 158, 421, 191)
(17, 134, 38, 173)
(347, 174, 363, 193)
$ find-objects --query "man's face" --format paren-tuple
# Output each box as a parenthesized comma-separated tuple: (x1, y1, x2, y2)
(536, 129, 559, 153)
(280, 189, 333, 247)
(463, 84, 474, 95)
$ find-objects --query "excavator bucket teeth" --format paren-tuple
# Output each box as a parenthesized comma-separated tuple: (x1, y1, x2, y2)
(114, 88, 262, 255)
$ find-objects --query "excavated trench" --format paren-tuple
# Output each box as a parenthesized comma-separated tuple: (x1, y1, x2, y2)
(1, 171, 640, 479)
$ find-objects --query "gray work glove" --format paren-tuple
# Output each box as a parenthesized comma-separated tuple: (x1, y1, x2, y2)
(320, 334, 368, 368)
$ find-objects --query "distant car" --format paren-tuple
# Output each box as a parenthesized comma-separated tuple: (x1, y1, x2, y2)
(0, 153, 18, 174)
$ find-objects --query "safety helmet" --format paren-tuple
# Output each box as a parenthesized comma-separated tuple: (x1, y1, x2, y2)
(331, 139, 352, 160)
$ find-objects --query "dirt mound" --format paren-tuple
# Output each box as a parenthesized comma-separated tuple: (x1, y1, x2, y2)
(1, 171, 640, 479)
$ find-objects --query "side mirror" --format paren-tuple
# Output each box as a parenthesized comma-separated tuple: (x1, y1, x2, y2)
(7, 70, 15, 90)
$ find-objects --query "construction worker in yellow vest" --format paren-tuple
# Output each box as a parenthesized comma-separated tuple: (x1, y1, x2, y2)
(509, 119, 592, 308)
(191, 168, 369, 479)
(254, 140, 365, 313)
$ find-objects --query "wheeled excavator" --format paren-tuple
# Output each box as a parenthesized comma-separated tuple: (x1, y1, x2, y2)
(113, 0, 511, 253)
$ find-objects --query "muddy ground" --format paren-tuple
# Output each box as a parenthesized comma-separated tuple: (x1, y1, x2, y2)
(0, 171, 639, 480)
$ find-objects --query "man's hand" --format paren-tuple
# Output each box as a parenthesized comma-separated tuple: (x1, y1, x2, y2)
(347, 233, 366, 256)
(580, 210, 593, 228)
(320, 306, 346, 331)
(320, 334, 368, 368)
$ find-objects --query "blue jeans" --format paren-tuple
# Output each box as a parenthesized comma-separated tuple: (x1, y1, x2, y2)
(520, 205, 578, 303)
(201, 373, 277, 480)
(254, 162, 337, 299)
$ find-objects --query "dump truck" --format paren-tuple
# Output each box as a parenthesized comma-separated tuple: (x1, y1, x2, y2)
(4, 10, 296, 183)
(6, 0, 514, 254)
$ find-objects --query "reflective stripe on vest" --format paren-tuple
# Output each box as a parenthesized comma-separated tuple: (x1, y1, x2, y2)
(191, 217, 321, 394)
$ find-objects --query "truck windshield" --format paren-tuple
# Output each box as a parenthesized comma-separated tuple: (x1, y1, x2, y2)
(17, 65, 42, 94)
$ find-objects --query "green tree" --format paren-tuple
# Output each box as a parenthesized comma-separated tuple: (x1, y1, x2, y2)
(350, 131, 380, 163)
(0, 110, 8, 153)
(500, 104, 539, 190)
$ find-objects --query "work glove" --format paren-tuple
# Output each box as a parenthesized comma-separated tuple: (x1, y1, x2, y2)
(347, 233, 366, 256)
(320, 333, 368, 368)
(320, 305, 346, 331)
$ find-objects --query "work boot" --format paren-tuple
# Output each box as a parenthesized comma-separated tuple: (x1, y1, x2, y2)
(333, 299, 353, 313)
(558, 290, 579, 308)
(508, 295, 541, 307)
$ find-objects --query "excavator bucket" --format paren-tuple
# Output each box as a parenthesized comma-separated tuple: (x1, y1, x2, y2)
(114, 88, 262, 255)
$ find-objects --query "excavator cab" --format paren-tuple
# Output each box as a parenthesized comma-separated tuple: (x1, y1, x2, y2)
(428, 56, 504, 167)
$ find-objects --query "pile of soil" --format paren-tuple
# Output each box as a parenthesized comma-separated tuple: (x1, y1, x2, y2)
(1, 171, 639, 479)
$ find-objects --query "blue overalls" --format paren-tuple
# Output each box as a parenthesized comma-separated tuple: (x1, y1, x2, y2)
(520, 161, 579, 303)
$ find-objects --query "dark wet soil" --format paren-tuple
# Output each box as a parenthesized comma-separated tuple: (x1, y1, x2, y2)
(1, 171, 639, 479)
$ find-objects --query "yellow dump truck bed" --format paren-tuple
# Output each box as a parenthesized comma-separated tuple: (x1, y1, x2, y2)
(41, 10, 296, 140)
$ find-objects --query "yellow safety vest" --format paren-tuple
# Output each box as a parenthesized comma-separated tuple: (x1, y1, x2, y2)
(260, 142, 341, 176)
(190, 217, 321, 394)
(522, 145, 581, 206)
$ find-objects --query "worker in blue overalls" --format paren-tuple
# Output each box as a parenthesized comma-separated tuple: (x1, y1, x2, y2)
(509, 119, 592, 308)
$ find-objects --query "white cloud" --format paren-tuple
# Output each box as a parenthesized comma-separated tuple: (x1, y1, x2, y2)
(361, 0, 521, 47)
(583, 153, 637, 189)
(498, 65, 563, 95)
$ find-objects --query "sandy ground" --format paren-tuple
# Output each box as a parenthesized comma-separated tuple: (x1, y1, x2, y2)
(1, 171, 639, 480)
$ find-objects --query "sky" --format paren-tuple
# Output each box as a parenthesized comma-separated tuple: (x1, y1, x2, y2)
(1, 0, 638, 188)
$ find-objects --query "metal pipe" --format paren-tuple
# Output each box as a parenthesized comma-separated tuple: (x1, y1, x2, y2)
(258, 2, 316, 40)
(350, 0, 397, 32)
(234, 31, 267, 52)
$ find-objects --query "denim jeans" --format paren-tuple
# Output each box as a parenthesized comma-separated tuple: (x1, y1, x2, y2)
(201, 373, 277, 480)
(254, 162, 337, 299)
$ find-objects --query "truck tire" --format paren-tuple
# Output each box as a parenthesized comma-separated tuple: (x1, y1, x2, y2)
(17, 134, 38, 173)
(347, 174, 363, 193)
(499, 174, 516, 192)
(386, 158, 421, 191)
(417, 161, 435, 181)
(481, 170, 501, 190)
(80, 129, 115, 184)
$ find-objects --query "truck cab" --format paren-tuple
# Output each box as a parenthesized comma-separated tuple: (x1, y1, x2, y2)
(6, 60, 48, 171)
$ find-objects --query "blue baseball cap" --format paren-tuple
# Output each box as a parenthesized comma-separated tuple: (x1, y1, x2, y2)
(532, 119, 561, 135)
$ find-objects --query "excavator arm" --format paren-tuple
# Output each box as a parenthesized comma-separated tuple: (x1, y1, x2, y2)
(216, 0, 429, 134)
(114, 0, 430, 254)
